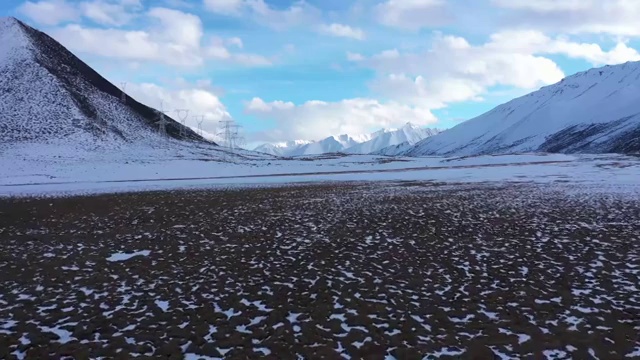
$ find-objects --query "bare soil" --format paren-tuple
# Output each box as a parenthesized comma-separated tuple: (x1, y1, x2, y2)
(0, 183, 639, 359)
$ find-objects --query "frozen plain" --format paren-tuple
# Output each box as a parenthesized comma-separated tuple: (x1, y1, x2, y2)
(1, 140, 639, 197)
(1, 143, 640, 359)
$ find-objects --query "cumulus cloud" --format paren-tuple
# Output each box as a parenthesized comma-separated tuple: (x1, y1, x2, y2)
(374, 0, 452, 30)
(245, 97, 437, 142)
(19, 0, 142, 26)
(202, 0, 321, 29)
(49, 7, 271, 67)
(346, 52, 365, 62)
(360, 30, 640, 109)
(486, 30, 640, 65)
(203, 0, 244, 15)
(319, 23, 365, 40)
(361, 33, 562, 108)
(18, 0, 80, 25)
(125, 80, 231, 137)
(492, 0, 640, 36)
(80, 0, 142, 26)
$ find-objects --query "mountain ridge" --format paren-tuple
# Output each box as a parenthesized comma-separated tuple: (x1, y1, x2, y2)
(254, 123, 440, 156)
(0, 16, 208, 148)
(403, 61, 640, 156)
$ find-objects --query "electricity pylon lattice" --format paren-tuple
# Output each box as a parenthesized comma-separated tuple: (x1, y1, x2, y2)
(218, 120, 244, 150)
(195, 116, 204, 137)
(154, 101, 169, 137)
(175, 109, 189, 138)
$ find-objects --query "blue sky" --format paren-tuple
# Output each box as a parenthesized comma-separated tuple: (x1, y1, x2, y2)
(3, 0, 640, 147)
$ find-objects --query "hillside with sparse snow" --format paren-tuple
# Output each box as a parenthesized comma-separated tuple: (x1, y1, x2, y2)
(404, 62, 640, 156)
(0, 16, 206, 150)
(373, 141, 414, 156)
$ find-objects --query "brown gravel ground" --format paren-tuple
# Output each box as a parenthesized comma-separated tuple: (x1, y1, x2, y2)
(0, 182, 639, 359)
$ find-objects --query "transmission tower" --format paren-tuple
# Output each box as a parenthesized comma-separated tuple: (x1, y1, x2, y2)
(194, 116, 204, 136)
(218, 120, 244, 150)
(120, 82, 127, 104)
(230, 123, 244, 149)
(154, 101, 169, 137)
(175, 109, 189, 138)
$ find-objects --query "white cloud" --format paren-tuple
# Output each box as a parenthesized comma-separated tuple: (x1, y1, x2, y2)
(207, 37, 272, 66)
(202, 0, 321, 29)
(18, 0, 79, 25)
(203, 0, 244, 15)
(49, 7, 271, 67)
(487, 30, 640, 66)
(492, 0, 640, 36)
(491, 0, 595, 12)
(227, 37, 243, 48)
(346, 52, 365, 62)
(148, 7, 202, 49)
(375, 0, 451, 30)
(359, 30, 640, 109)
(319, 23, 365, 40)
(245, 97, 437, 142)
(19, 0, 142, 26)
(486, 30, 640, 66)
(80, 0, 141, 26)
(125, 81, 232, 136)
(362, 34, 562, 107)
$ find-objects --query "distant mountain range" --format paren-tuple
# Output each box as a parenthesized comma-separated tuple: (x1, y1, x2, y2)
(0, 16, 205, 149)
(254, 123, 441, 156)
(402, 61, 640, 156)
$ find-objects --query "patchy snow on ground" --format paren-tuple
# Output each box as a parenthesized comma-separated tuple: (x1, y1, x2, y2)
(0, 143, 639, 197)
(107, 250, 151, 262)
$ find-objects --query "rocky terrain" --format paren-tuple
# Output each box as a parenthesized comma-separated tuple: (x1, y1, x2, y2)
(0, 16, 204, 149)
(1, 182, 639, 359)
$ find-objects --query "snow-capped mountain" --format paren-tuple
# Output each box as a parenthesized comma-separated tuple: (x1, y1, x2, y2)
(287, 134, 365, 156)
(345, 123, 440, 154)
(404, 62, 640, 157)
(254, 123, 439, 156)
(254, 140, 313, 156)
(0, 17, 204, 149)
(373, 141, 413, 156)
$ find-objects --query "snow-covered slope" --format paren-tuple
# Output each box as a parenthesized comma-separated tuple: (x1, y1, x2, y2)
(405, 62, 640, 156)
(254, 143, 283, 156)
(288, 135, 363, 156)
(0, 17, 205, 149)
(254, 124, 439, 156)
(373, 141, 413, 156)
(254, 140, 312, 156)
(346, 123, 440, 154)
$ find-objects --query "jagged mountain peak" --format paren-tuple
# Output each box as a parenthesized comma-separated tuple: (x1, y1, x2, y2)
(255, 125, 440, 156)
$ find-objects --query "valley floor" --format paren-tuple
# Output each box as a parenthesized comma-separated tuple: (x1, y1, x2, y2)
(1, 143, 639, 197)
(1, 182, 639, 359)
